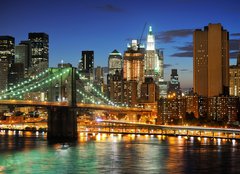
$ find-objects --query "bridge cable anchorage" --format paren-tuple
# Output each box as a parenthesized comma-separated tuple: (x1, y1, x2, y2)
(76, 70, 118, 107)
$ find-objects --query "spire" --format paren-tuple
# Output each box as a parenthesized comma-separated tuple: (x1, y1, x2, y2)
(149, 26, 152, 35)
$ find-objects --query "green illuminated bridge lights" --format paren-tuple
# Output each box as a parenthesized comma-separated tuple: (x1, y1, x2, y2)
(0, 67, 143, 110)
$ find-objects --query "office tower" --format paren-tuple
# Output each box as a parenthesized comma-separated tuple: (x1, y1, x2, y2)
(140, 77, 159, 103)
(0, 36, 15, 91)
(28, 33, 49, 76)
(79, 50, 94, 80)
(193, 23, 229, 97)
(108, 49, 122, 75)
(229, 52, 240, 96)
(123, 40, 145, 97)
(109, 70, 123, 105)
(123, 40, 145, 81)
(144, 26, 164, 82)
(8, 63, 24, 89)
(95, 66, 104, 82)
(122, 80, 138, 106)
(15, 41, 32, 77)
(168, 69, 181, 96)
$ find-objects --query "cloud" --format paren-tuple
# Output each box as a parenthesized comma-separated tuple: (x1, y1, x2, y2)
(230, 39, 240, 51)
(175, 43, 193, 52)
(231, 33, 240, 37)
(164, 64, 173, 68)
(180, 69, 191, 72)
(171, 52, 193, 57)
(96, 4, 124, 12)
(155, 29, 194, 43)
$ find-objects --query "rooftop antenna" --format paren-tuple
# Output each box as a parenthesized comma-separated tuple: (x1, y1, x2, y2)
(138, 22, 147, 47)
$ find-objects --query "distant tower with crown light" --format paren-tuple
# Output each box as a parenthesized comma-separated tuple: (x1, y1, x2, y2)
(144, 26, 164, 84)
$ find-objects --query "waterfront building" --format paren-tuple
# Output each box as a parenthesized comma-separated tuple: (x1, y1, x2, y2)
(185, 95, 199, 118)
(229, 52, 240, 96)
(157, 97, 186, 125)
(0, 36, 15, 91)
(208, 96, 239, 124)
(28, 33, 49, 76)
(193, 23, 229, 97)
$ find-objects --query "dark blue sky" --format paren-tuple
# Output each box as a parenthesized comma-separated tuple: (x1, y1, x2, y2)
(1, 0, 240, 88)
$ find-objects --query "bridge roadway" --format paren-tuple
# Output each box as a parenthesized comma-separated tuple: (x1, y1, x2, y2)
(82, 120, 240, 139)
(0, 100, 152, 112)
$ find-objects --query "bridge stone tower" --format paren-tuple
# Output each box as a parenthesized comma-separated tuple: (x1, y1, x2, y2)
(47, 67, 77, 142)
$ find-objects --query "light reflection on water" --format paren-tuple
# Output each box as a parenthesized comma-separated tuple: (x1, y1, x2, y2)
(0, 132, 240, 173)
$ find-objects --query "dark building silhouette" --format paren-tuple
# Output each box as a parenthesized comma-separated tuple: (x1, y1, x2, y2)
(28, 32, 49, 76)
(168, 69, 181, 96)
(79, 50, 94, 80)
(0, 36, 15, 91)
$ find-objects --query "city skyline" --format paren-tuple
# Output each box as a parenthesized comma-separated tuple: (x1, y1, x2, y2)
(1, 0, 240, 88)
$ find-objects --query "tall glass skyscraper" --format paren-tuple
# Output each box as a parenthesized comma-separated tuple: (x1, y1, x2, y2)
(0, 36, 15, 91)
(79, 50, 94, 80)
(28, 33, 49, 76)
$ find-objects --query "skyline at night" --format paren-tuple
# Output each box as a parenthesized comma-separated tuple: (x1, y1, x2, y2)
(1, 0, 240, 88)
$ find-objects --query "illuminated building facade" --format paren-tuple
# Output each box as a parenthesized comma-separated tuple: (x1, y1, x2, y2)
(0, 36, 15, 91)
(108, 49, 122, 75)
(79, 50, 94, 81)
(157, 97, 186, 125)
(194, 23, 229, 97)
(123, 40, 145, 97)
(229, 52, 240, 96)
(185, 95, 199, 118)
(28, 33, 49, 76)
(144, 26, 164, 82)
(208, 96, 239, 124)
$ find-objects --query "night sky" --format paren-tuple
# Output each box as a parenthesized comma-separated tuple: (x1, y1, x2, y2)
(1, 0, 240, 88)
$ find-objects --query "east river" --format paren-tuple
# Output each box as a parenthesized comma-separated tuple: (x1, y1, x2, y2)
(0, 131, 240, 174)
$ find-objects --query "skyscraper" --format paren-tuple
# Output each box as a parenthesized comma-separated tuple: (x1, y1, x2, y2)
(28, 33, 49, 76)
(79, 50, 94, 80)
(229, 52, 240, 96)
(15, 41, 32, 78)
(123, 40, 145, 97)
(144, 26, 164, 82)
(108, 49, 122, 75)
(123, 40, 145, 82)
(168, 69, 181, 96)
(193, 23, 229, 97)
(0, 36, 15, 91)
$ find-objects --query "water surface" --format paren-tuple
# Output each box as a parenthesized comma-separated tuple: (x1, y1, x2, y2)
(0, 131, 240, 174)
